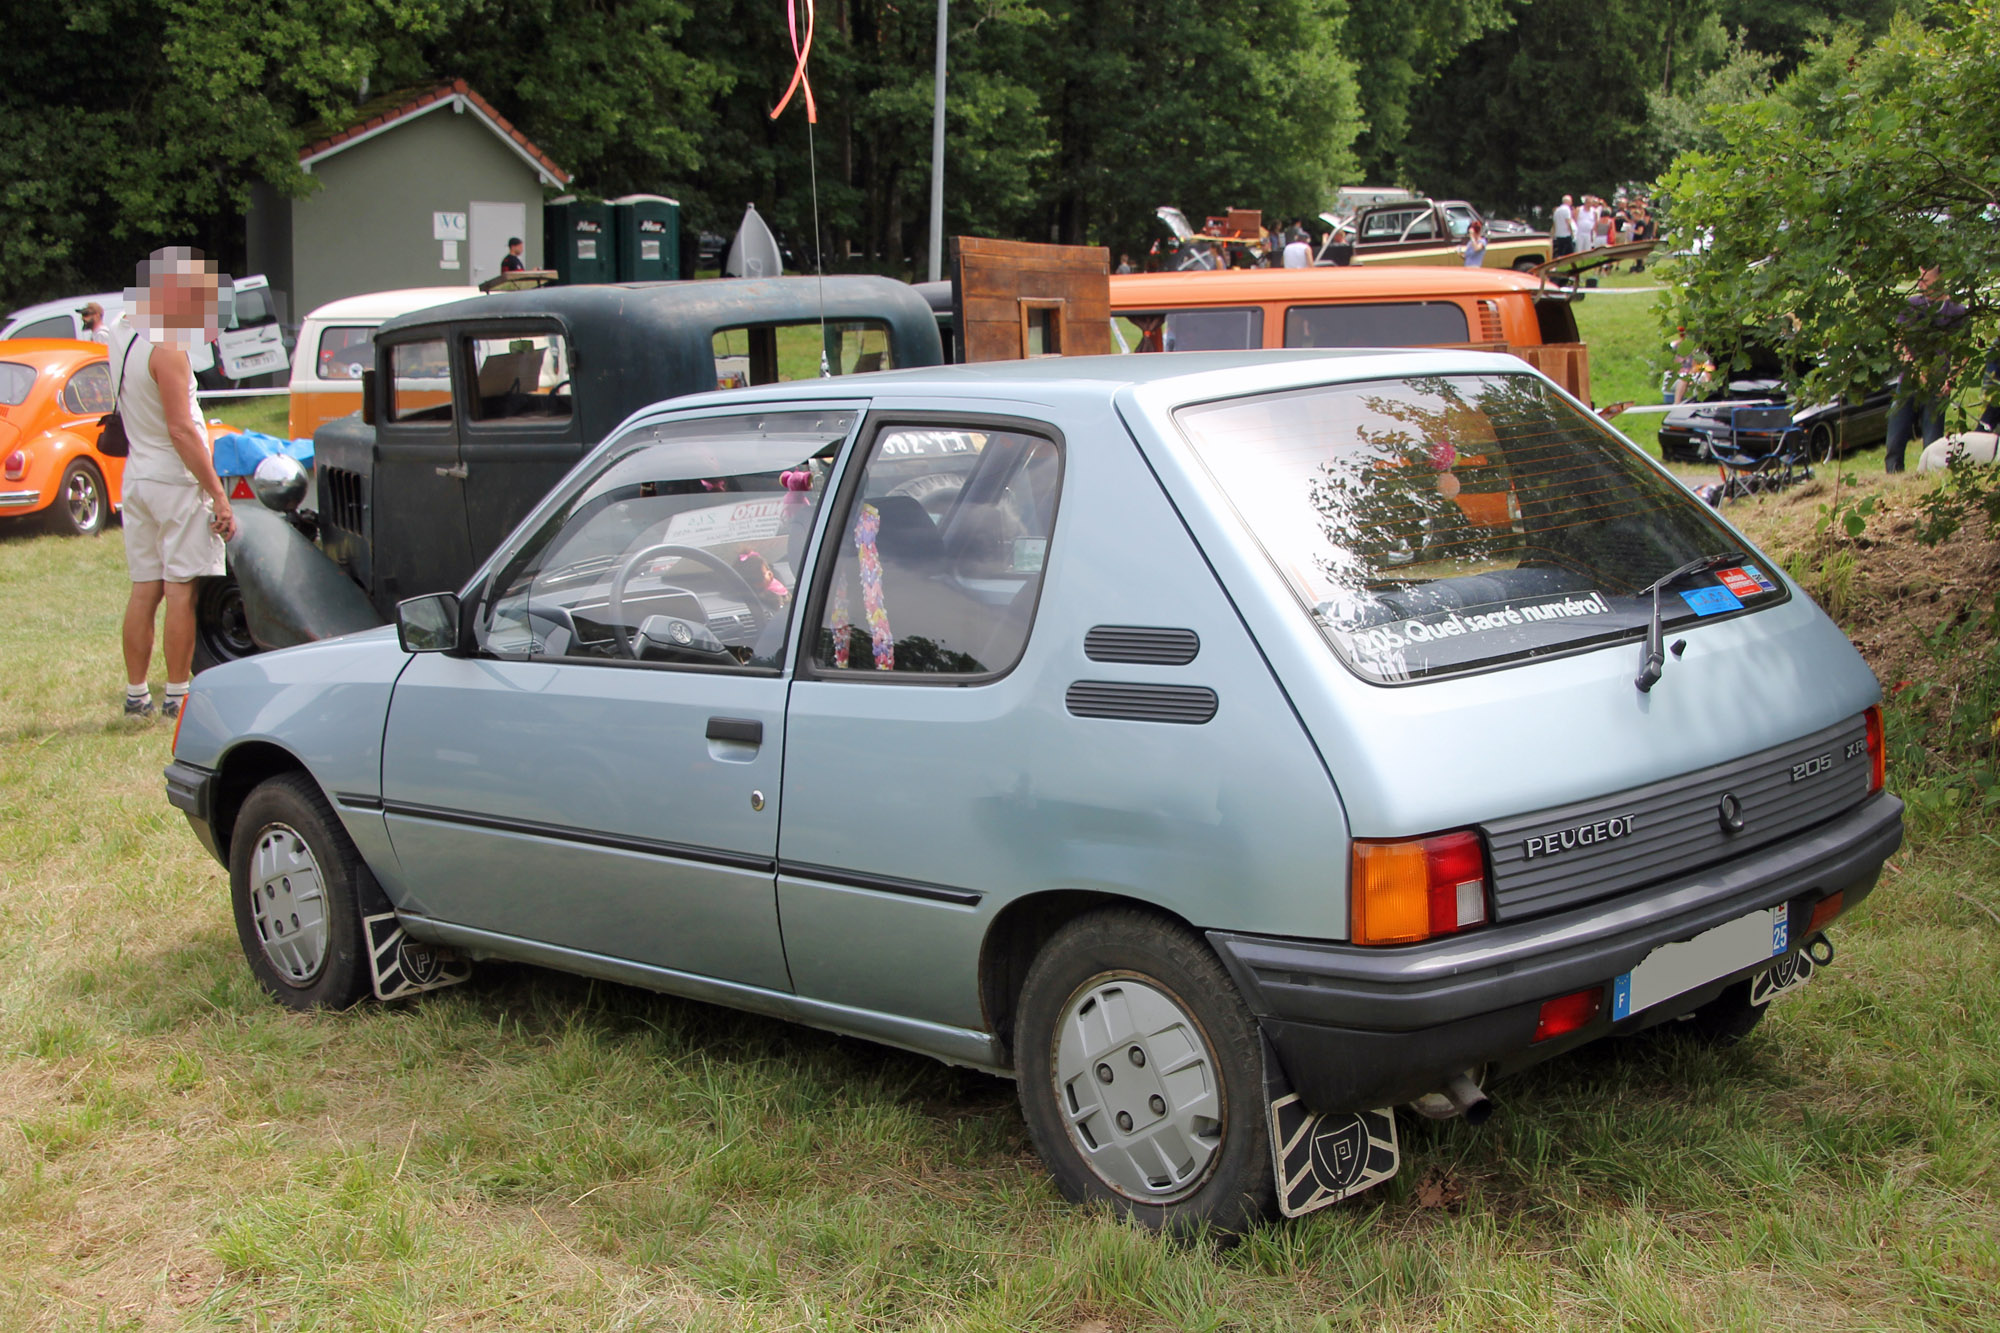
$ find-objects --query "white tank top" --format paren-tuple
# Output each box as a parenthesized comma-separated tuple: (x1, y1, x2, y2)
(113, 323, 205, 486)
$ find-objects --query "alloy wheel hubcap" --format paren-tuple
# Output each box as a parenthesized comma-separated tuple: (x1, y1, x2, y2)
(250, 824, 329, 985)
(67, 473, 100, 529)
(1052, 973, 1223, 1202)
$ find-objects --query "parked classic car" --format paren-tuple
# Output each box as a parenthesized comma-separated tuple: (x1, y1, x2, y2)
(0, 339, 122, 534)
(1343, 199, 1552, 271)
(169, 348, 1900, 1232)
(1658, 374, 1897, 464)
(193, 276, 943, 669)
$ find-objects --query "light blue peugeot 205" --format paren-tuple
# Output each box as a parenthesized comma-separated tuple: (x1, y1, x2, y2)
(166, 350, 1902, 1232)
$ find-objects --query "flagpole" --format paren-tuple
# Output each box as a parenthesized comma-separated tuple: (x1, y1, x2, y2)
(927, 0, 948, 283)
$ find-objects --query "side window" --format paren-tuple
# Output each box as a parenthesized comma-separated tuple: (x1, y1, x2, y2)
(477, 410, 857, 668)
(316, 326, 373, 381)
(1285, 302, 1471, 348)
(1403, 213, 1439, 241)
(713, 320, 894, 389)
(813, 425, 1061, 678)
(1360, 211, 1408, 242)
(61, 362, 114, 414)
(389, 339, 452, 423)
(466, 332, 572, 422)
(14, 316, 73, 340)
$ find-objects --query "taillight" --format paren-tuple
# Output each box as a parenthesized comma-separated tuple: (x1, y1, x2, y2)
(1806, 890, 1844, 936)
(1351, 829, 1491, 946)
(1863, 705, 1884, 792)
(3, 449, 25, 481)
(1533, 987, 1603, 1042)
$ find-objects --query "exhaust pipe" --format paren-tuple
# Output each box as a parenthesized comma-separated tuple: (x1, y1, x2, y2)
(1442, 1073, 1493, 1125)
(1409, 1072, 1495, 1124)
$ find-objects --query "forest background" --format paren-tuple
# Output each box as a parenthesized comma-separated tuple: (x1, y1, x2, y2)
(0, 0, 1909, 309)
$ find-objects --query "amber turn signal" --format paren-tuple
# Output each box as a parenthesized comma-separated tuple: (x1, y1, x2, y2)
(1351, 829, 1490, 946)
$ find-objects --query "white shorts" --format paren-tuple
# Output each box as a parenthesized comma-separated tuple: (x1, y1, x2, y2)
(124, 479, 225, 583)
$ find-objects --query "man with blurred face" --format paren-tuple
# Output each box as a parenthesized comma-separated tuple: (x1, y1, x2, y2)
(114, 247, 239, 720)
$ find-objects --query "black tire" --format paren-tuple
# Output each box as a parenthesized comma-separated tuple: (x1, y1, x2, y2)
(1015, 908, 1275, 1234)
(47, 459, 108, 536)
(1809, 424, 1840, 464)
(1662, 979, 1768, 1047)
(192, 573, 259, 674)
(229, 772, 374, 1011)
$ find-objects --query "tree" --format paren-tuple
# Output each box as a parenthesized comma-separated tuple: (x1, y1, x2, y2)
(1342, 0, 1512, 182)
(1399, 0, 1717, 216)
(1658, 3, 1999, 420)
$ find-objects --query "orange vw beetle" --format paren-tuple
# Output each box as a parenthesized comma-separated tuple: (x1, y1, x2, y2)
(0, 338, 242, 536)
(0, 339, 124, 535)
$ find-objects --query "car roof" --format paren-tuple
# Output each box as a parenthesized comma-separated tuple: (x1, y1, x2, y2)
(0, 293, 126, 335)
(647, 347, 1536, 415)
(0, 339, 108, 365)
(376, 276, 937, 342)
(300, 287, 492, 324)
(1109, 266, 1544, 306)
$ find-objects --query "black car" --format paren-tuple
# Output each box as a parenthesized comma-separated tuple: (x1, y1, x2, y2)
(1658, 374, 1897, 464)
(195, 277, 943, 668)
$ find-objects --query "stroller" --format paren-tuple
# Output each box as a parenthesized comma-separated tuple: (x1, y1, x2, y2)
(1693, 404, 1811, 506)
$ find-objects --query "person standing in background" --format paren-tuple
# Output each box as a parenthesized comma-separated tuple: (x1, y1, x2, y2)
(1552, 195, 1575, 258)
(1283, 230, 1313, 268)
(114, 248, 238, 720)
(1462, 220, 1487, 268)
(1885, 266, 1968, 472)
(79, 302, 110, 343)
(1576, 197, 1600, 253)
(500, 237, 526, 274)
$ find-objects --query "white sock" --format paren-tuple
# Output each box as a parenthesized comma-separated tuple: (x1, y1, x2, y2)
(126, 683, 149, 702)
(165, 682, 190, 701)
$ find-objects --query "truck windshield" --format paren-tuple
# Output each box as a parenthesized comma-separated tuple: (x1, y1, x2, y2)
(1176, 374, 1786, 683)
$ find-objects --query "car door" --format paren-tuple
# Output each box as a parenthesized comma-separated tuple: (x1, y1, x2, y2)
(777, 413, 1065, 1028)
(378, 404, 861, 990)
(454, 321, 587, 560)
(373, 333, 477, 603)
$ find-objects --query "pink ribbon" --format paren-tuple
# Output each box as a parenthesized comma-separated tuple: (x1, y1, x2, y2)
(771, 0, 818, 123)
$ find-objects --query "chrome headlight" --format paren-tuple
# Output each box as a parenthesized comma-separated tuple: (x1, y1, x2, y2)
(250, 454, 309, 514)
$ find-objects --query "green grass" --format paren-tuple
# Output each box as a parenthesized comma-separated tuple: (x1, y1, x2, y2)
(5, 440, 1996, 1331)
(198, 392, 291, 439)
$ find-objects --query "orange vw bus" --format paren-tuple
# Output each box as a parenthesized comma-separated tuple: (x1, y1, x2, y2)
(1110, 266, 1591, 404)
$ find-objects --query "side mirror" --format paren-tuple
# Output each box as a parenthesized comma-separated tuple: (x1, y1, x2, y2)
(360, 368, 377, 425)
(397, 593, 460, 653)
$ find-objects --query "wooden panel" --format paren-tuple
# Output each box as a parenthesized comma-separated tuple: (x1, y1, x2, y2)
(1516, 342, 1592, 405)
(953, 237, 1112, 362)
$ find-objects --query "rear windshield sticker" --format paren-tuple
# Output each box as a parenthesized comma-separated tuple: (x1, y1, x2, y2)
(1345, 591, 1610, 654)
(1718, 564, 1778, 595)
(1680, 585, 1744, 616)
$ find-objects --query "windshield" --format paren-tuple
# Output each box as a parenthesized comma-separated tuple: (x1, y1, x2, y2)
(1176, 374, 1785, 683)
(480, 410, 858, 668)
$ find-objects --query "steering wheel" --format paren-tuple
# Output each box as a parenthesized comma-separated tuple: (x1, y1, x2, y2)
(607, 542, 771, 660)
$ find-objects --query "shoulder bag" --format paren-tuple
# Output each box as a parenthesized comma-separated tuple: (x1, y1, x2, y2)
(96, 335, 143, 458)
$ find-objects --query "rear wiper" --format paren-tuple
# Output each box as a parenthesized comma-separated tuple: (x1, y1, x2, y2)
(1634, 549, 1748, 692)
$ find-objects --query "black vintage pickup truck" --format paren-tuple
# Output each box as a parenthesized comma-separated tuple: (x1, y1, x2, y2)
(194, 277, 943, 666)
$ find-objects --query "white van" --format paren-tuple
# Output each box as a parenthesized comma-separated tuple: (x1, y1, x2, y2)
(287, 288, 484, 439)
(4, 277, 286, 385)
(0, 293, 126, 343)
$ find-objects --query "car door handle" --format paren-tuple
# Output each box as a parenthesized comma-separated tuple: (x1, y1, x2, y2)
(435, 462, 468, 479)
(706, 716, 763, 746)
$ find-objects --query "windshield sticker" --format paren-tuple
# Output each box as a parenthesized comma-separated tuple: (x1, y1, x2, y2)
(1680, 585, 1744, 616)
(1717, 565, 1777, 597)
(1344, 591, 1611, 656)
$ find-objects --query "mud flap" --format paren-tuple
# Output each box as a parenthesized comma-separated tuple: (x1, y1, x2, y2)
(1749, 946, 1817, 1007)
(1263, 1036, 1399, 1218)
(364, 912, 472, 1001)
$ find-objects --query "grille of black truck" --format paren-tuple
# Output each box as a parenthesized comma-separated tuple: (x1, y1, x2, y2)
(320, 466, 367, 537)
(1480, 714, 1872, 922)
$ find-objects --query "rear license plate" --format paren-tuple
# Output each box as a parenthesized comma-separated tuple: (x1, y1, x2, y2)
(1612, 904, 1788, 1020)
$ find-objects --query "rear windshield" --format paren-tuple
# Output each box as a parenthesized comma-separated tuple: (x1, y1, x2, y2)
(1176, 374, 1785, 683)
(0, 361, 35, 405)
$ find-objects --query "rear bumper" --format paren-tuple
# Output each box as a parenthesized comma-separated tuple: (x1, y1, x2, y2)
(164, 760, 223, 864)
(1208, 791, 1903, 1112)
(0, 488, 45, 510)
